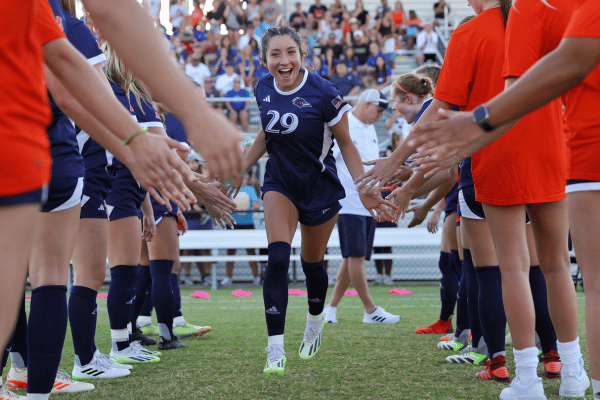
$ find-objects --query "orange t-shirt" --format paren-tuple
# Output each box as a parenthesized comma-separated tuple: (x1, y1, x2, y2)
(434, 8, 510, 203)
(471, 0, 570, 205)
(561, 0, 600, 181)
(0, 0, 65, 197)
(392, 11, 403, 26)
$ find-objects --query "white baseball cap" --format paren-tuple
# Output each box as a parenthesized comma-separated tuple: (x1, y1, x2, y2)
(358, 89, 389, 110)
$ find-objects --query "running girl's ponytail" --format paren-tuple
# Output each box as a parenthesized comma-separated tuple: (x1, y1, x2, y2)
(393, 73, 434, 99)
(499, 0, 512, 26)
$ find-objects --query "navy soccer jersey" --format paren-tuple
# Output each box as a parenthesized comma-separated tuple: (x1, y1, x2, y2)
(128, 92, 163, 129)
(45, 2, 86, 179)
(255, 69, 352, 211)
(163, 113, 187, 143)
(106, 80, 136, 169)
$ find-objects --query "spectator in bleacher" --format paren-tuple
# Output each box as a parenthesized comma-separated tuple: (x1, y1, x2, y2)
(298, 27, 316, 58)
(352, 30, 370, 72)
(372, 55, 392, 90)
(202, 77, 224, 111)
(323, 47, 335, 79)
(330, 0, 346, 25)
(244, 0, 261, 25)
(311, 55, 330, 80)
(415, 20, 438, 65)
(316, 12, 333, 45)
(225, 0, 244, 45)
(433, 0, 451, 27)
(323, 32, 344, 59)
(238, 24, 261, 52)
(207, 0, 227, 34)
(212, 36, 239, 75)
(260, 0, 282, 28)
(309, 0, 328, 30)
(216, 61, 245, 95)
(374, 0, 391, 21)
(225, 77, 250, 132)
(391, 1, 405, 30)
(190, 0, 205, 27)
(222, 172, 261, 287)
(185, 55, 211, 86)
(377, 10, 396, 67)
(170, 0, 189, 36)
(352, 0, 370, 29)
(331, 61, 361, 98)
(365, 41, 386, 73)
(237, 45, 259, 87)
(289, 2, 309, 31)
(143, 0, 162, 25)
(336, 47, 358, 74)
(404, 10, 422, 50)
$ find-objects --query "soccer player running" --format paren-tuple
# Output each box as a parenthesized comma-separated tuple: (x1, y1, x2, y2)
(226, 26, 395, 375)
(323, 89, 400, 325)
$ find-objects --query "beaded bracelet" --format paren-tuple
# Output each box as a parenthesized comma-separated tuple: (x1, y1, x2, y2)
(123, 127, 148, 146)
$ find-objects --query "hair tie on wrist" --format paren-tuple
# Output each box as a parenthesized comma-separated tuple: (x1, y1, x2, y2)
(124, 127, 148, 146)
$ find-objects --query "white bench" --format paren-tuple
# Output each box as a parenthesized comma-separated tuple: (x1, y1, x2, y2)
(179, 227, 442, 289)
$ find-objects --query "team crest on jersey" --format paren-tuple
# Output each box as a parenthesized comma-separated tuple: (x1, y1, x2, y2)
(292, 97, 312, 108)
(331, 95, 344, 110)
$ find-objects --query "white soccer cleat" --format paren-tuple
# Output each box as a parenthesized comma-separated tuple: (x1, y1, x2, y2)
(130, 340, 162, 356)
(263, 344, 286, 375)
(95, 350, 132, 370)
(50, 370, 95, 393)
(299, 313, 324, 359)
(500, 374, 546, 400)
(72, 352, 130, 380)
(5, 364, 26, 389)
(323, 305, 337, 323)
(362, 306, 400, 324)
(559, 358, 590, 398)
(0, 382, 25, 400)
(109, 345, 160, 364)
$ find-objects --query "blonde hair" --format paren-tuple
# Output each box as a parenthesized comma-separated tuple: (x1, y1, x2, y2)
(130, 79, 154, 117)
(392, 73, 433, 99)
(102, 42, 132, 95)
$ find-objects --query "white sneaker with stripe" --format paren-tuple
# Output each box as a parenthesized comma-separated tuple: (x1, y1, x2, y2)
(50, 370, 95, 393)
(109, 345, 160, 363)
(299, 313, 324, 359)
(72, 351, 130, 380)
(362, 306, 400, 324)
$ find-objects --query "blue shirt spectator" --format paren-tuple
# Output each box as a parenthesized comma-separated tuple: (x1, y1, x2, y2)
(225, 87, 250, 112)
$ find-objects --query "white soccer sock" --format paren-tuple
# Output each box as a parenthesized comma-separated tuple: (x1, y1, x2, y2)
(513, 347, 539, 385)
(557, 337, 582, 375)
(27, 394, 50, 400)
(268, 334, 284, 346)
(173, 316, 186, 328)
(307, 312, 323, 322)
(592, 379, 600, 399)
(137, 316, 152, 327)
(126, 322, 133, 335)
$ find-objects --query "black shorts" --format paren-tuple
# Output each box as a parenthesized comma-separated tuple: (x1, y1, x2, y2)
(337, 214, 377, 260)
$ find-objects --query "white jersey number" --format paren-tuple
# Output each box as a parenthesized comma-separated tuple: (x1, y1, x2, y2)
(265, 110, 299, 134)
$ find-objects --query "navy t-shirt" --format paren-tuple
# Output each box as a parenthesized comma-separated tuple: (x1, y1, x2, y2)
(255, 69, 352, 210)
(330, 73, 360, 96)
(225, 88, 250, 112)
(164, 113, 187, 143)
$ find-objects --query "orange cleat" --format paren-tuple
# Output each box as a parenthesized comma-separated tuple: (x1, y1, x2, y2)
(415, 318, 453, 334)
(542, 350, 562, 379)
(475, 355, 511, 382)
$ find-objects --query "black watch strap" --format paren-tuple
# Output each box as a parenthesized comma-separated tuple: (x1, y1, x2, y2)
(473, 104, 496, 132)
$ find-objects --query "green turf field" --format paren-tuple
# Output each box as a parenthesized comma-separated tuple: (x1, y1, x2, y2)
(6, 285, 588, 399)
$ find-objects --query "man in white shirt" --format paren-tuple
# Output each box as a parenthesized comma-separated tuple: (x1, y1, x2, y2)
(215, 61, 245, 95)
(415, 21, 439, 66)
(185, 56, 212, 86)
(323, 89, 401, 325)
(237, 24, 262, 52)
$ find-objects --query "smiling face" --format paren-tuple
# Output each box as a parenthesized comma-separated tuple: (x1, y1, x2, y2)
(265, 34, 303, 91)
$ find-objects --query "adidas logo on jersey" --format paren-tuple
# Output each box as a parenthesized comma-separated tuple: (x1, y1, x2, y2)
(263, 95, 271, 102)
(98, 204, 105, 211)
(266, 306, 280, 315)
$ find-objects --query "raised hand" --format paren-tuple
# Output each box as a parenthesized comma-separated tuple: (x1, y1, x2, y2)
(355, 157, 404, 192)
(385, 186, 412, 221)
(358, 188, 397, 222)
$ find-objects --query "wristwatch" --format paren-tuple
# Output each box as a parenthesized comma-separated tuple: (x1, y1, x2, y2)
(472, 104, 496, 132)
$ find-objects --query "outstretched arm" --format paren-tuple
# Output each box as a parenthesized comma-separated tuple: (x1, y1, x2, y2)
(81, 0, 244, 181)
